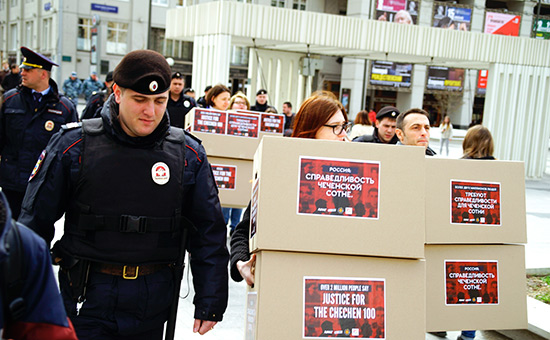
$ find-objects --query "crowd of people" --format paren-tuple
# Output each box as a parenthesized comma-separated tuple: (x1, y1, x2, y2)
(0, 46, 495, 340)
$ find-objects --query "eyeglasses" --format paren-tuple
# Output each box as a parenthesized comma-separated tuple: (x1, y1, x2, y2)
(323, 122, 351, 135)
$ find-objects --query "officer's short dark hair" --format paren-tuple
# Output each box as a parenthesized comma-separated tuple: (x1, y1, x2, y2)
(396, 108, 429, 131)
(283, 101, 292, 108)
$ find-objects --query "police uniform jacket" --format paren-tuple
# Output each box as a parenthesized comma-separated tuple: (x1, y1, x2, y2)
(62, 78, 82, 100)
(80, 90, 107, 120)
(0, 79, 77, 192)
(167, 92, 196, 128)
(352, 127, 399, 144)
(18, 95, 229, 322)
(81, 77, 102, 100)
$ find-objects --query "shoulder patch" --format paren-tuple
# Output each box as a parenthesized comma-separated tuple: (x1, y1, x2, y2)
(29, 149, 47, 181)
(61, 122, 82, 131)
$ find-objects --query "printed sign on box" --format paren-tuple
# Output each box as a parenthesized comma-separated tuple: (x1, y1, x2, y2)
(304, 277, 386, 339)
(260, 113, 284, 134)
(445, 260, 499, 305)
(245, 292, 257, 340)
(211, 164, 237, 190)
(250, 179, 259, 238)
(451, 180, 501, 226)
(193, 109, 227, 134)
(298, 157, 380, 219)
(227, 113, 260, 138)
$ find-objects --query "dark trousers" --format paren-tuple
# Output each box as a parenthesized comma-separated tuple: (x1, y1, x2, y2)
(59, 266, 175, 340)
(3, 188, 25, 220)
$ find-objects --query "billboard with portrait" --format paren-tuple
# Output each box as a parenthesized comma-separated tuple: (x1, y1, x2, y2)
(376, 0, 419, 25)
(433, 2, 472, 31)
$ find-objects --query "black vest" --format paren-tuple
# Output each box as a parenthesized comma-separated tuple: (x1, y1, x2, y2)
(64, 118, 186, 265)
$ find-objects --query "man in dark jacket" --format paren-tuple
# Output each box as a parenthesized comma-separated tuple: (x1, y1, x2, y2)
(395, 108, 436, 156)
(166, 71, 196, 128)
(80, 71, 114, 120)
(0, 47, 77, 219)
(250, 89, 274, 112)
(1, 64, 21, 92)
(353, 106, 399, 144)
(0, 191, 78, 340)
(19, 49, 229, 340)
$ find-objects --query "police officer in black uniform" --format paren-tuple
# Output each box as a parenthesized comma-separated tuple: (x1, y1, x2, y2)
(80, 71, 114, 120)
(353, 106, 400, 144)
(0, 46, 77, 219)
(166, 72, 196, 128)
(19, 50, 229, 340)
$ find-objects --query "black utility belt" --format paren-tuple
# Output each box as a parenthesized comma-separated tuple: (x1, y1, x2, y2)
(91, 262, 171, 279)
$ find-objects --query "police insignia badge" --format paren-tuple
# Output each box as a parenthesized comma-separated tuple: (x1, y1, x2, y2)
(45, 120, 55, 131)
(29, 150, 47, 181)
(152, 162, 170, 185)
(149, 81, 159, 92)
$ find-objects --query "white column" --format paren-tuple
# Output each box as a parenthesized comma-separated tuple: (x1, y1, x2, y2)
(192, 34, 231, 99)
(396, 64, 426, 111)
(508, 1, 537, 38)
(445, 69, 477, 129)
(340, 57, 366, 119)
(484, 63, 550, 178)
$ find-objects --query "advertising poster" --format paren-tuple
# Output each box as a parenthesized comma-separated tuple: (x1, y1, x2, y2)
(445, 260, 499, 305)
(260, 113, 284, 134)
(376, 0, 419, 25)
(192, 109, 227, 134)
(370, 61, 413, 88)
(297, 157, 380, 219)
(484, 12, 521, 36)
(227, 113, 260, 138)
(451, 180, 501, 226)
(250, 179, 259, 238)
(426, 66, 464, 92)
(304, 277, 386, 339)
(476, 70, 488, 95)
(211, 164, 237, 190)
(433, 3, 472, 30)
(245, 292, 257, 340)
(534, 18, 550, 40)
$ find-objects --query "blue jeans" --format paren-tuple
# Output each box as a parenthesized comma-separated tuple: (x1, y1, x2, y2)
(222, 207, 243, 232)
(461, 330, 476, 339)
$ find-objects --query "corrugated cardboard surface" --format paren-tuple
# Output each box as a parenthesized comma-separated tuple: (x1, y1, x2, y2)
(190, 131, 260, 160)
(209, 156, 253, 208)
(249, 251, 426, 340)
(250, 136, 426, 259)
(425, 244, 527, 331)
(425, 158, 526, 244)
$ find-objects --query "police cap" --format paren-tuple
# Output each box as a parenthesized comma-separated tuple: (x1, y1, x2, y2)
(256, 89, 268, 96)
(20, 46, 58, 71)
(172, 71, 183, 79)
(376, 106, 400, 121)
(105, 71, 114, 83)
(113, 50, 171, 95)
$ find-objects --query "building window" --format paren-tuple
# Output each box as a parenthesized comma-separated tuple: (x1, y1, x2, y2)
(0, 0, 5, 10)
(77, 18, 92, 51)
(10, 23, 18, 51)
(150, 27, 165, 54)
(292, 0, 306, 11)
(42, 19, 51, 49)
(24, 21, 33, 47)
(231, 46, 249, 66)
(107, 22, 128, 55)
(176, 0, 183, 6)
(152, 0, 168, 5)
(271, 0, 284, 7)
(164, 39, 193, 61)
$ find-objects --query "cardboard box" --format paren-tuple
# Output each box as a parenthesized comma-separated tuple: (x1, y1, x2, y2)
(425, 244, 527, 332)
(209, 156, 253, 208)
(246, 251, 426, 340)
(425, 158, 527, 244)
(250, 136, 426, 259)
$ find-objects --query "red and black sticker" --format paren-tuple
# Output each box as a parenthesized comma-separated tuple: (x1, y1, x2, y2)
(451, 180, 501, 225)
(192, 108, 227, 134)
(445, 260, 499, 305)
(211, 164, 237, 190)
(227, 112, 259, 138)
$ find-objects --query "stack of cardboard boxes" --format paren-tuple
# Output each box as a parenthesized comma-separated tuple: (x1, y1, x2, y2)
(185, 108, 285, 207)
(424, 158, 528, 332)
(246, 136, 428, 339)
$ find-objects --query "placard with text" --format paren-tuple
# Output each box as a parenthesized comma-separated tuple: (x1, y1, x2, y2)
(250, 179, 259, 238)
(260, 113, 284, 134)
(192, 108, 227, 134)
(298, 157, 380, 219)
(304, 277, 386, 339)
(445, 260, 499, 305)
(211, 164, 237, 190)
(227, 112, 260, 138)
(451, 180, 501, 226)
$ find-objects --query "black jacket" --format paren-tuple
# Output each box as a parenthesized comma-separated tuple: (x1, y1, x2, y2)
(353, 127, 399, 144)
(167, 93, 196, 128)
(1, 72, 21, 92)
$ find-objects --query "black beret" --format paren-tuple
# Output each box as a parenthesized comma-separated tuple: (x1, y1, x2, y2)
(105, 71, 114, 83)
(20, 46, 58, 71)
(376, 106, 400, 120)
(113, 50, 171, 95)
(172, 71, 183, 79)
(256, 89, 267, 96)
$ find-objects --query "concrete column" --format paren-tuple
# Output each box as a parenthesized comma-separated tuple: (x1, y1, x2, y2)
(396, 64, 426, 111)
(484, 63, 550, 178)
(340, 57, 366, 119)
(417, 0, 434, 26)
(191, 34, 231, 99)
(509, 1, 537, 38)
(461, 0, 486, 33)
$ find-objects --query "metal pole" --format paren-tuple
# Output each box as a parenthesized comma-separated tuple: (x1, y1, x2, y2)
(147, 0, 153, 49)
